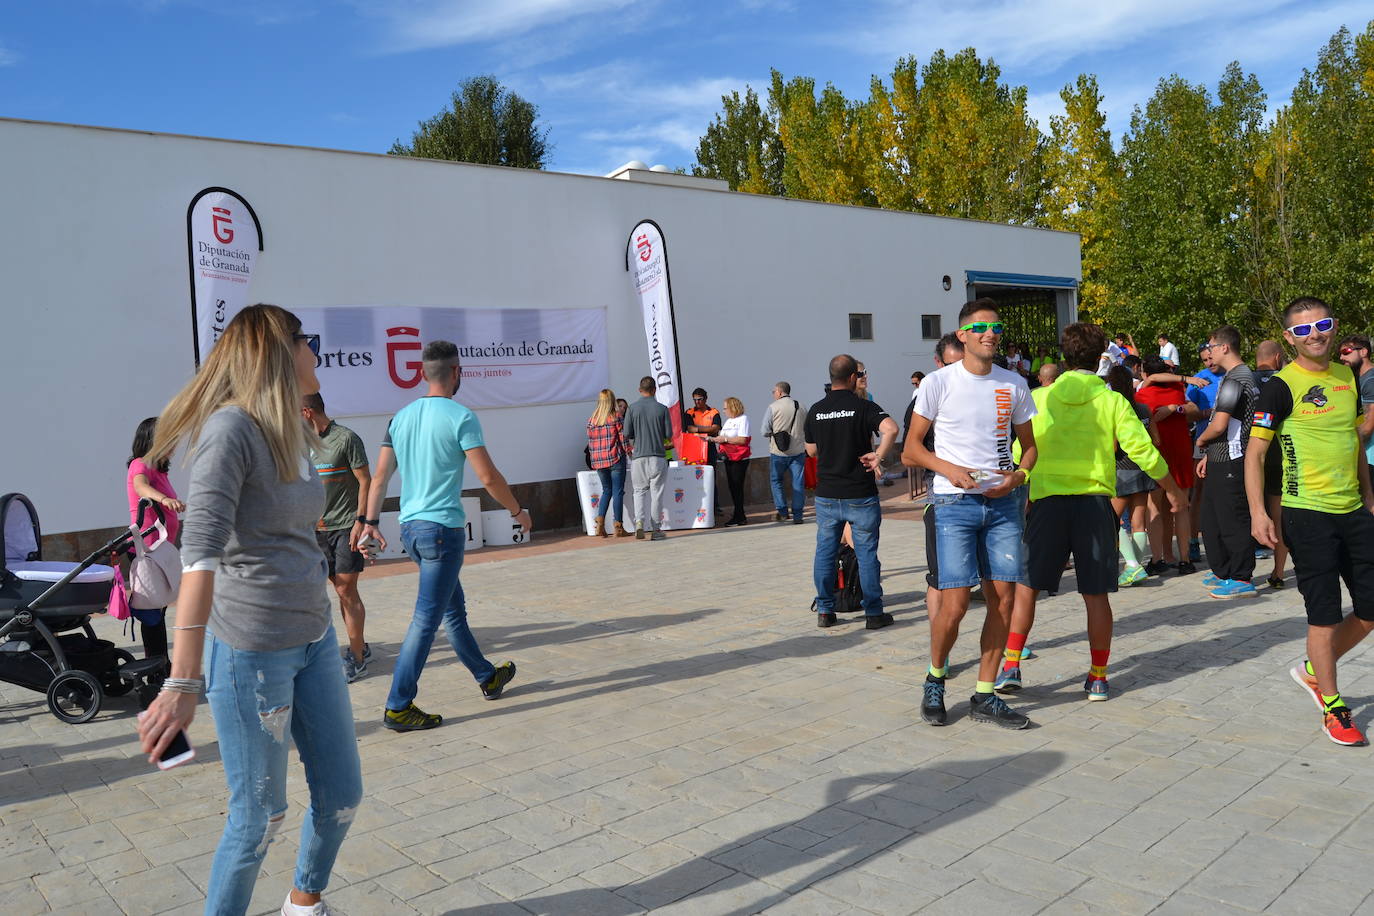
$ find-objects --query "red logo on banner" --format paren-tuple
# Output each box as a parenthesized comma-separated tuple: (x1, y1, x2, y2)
(211, 207, 235, 244)
(386, 327, 424, 388)
(636, 233, 652, 262)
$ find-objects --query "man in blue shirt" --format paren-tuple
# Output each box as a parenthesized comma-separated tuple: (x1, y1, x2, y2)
(358, 340, 532, 731)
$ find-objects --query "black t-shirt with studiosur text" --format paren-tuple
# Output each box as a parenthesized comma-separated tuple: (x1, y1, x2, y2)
(804, 390, 890, 499)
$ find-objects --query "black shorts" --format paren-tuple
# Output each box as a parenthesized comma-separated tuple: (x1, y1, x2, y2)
(317, 527, 364, 577)
(1281, 507, 1374, 626)
(1026, 495, 1118, 594)
(924, 503, 939, 588)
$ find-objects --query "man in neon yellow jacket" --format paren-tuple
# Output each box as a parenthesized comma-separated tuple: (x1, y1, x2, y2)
(998, 323, 1189, 702)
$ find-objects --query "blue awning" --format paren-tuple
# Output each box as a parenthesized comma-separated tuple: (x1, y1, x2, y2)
(966, 270, 1078, 289)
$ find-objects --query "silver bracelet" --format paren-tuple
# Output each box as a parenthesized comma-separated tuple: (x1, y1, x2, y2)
(160, 677, 204, 695)
(170, 624, 206, 631)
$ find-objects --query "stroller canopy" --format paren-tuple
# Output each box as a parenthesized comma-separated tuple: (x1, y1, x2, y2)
(2, 493, 40, 567)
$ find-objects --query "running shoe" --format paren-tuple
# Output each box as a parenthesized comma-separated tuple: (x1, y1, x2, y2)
(481, 661, 517, 700)
(1268, 575, 1285, 589)
(1290, 662, 1323, 711)
(282, 894, 335, 915)
(1176, 561, 1198, 575)
(1323, 706, 1368, 747)
(1020, 645, 1036, 660)
(921, 675, 947, 726)
(635, 524, 645, 540)
(340, 642, 373, 662)
(817, 612, 837, 628)
(1201, 573, 1222, 588)
(1144, 560, 1170, 576)
(1084, 676, 1109, 702)
(994, 666, 1022, 693)
(341, 650, 367, 683)
(969, 692, 1030, 729)
(1118, 565, 1148, 587)
(1211, 579, 1257, 599)
(383, 703, 441, 731)
(1255, 548, 1274, 560)
(864, 613, 895, 630)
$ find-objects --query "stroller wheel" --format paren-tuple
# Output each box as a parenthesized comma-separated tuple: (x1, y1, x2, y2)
(102, 649, 138, 697)
(47, 670, 103, 724)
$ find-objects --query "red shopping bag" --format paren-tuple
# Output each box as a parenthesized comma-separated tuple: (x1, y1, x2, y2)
(804, 455, 818, 490)
(679, 433, 709, 465)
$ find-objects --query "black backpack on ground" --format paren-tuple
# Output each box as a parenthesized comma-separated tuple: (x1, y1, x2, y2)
(834, 543, 864, 614)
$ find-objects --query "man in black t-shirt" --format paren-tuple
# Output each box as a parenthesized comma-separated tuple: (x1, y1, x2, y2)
(805, 354, 899, 629)
(1195, 326, 1259, 596)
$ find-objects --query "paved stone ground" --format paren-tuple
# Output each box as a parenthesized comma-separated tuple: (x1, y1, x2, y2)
(5, 495, 1374, 915)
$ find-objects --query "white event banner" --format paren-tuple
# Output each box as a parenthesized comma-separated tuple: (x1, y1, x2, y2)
(627, 220, 685, 449)
(188, 187, 262, 365)
(290, 305, 609, 415)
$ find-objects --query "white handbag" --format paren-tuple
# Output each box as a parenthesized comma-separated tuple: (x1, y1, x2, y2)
(128, 519, 182, 609)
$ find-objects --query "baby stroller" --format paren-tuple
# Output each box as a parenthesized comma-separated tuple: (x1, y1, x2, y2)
(0, 493, 169, 722)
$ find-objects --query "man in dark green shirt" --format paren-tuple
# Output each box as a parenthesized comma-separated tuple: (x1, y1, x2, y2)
(303, 393, 372, 682)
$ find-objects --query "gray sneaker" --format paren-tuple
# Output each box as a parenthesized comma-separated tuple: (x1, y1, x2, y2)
(342, 650, 368, 683)
(650, 529, 666, 541)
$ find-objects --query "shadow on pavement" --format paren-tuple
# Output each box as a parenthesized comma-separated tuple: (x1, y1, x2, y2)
(441, 750, 1066, 915)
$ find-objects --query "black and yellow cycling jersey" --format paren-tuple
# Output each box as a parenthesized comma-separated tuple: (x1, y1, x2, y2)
(1250, 360, 1362, 513)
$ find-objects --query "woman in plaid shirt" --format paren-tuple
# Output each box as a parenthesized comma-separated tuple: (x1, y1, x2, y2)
(587, 389, 630, 537)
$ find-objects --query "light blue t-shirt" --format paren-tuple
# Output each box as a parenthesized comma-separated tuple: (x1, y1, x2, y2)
(383, 397, 485, 527)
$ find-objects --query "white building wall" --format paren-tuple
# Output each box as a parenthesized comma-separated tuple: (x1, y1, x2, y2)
(0, 119, 1080, 535)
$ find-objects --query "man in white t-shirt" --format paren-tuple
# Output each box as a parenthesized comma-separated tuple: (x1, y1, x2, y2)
(903, 298, 1038, 730)
(1158, 333, 1181, 368)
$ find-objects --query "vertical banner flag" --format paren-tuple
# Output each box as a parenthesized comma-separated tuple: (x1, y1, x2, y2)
(626, 220, 685, 453)
(187, 187, 264, 366)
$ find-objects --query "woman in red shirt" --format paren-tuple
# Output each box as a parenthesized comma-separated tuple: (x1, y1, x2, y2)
(1134, 357, 1200, 570)
(586, 389, 630, 537)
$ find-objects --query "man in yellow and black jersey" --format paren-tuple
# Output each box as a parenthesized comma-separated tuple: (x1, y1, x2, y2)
(1246, 296, 1374, 747)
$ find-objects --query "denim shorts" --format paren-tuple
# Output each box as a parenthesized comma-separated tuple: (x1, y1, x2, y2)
(927, 491, 1026, 588)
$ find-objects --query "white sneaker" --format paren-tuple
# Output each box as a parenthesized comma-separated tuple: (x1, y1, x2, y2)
(282, 894, 334, 915)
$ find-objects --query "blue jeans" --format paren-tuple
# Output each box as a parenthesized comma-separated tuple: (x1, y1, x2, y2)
(204, 625, 362, 915)
(770, 454, 806, 520)
(596, 459, 626, 523)
(388, 520, 494, 710)
(813, 495, 883, 614)
(927, 491, 1026, 588)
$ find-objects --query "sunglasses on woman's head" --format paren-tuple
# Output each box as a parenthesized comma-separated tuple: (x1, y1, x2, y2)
(959, 321, 1005, 335)
(294, 333, 321, 356)
(1286, 317, 1334, 337)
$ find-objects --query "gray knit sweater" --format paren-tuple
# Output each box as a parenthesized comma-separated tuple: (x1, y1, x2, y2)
(179, 407, 330, 651)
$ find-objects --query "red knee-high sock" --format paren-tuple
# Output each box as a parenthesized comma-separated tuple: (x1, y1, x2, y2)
(1003, 632, 1029, 671)
(1089, 648, 1110, 681)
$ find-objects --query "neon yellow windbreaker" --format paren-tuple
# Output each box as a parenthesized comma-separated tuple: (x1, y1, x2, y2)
(1024, 370, 1168, 500)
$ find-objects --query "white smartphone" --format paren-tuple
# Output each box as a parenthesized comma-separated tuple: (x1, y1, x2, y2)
(157, 729, 196, 771)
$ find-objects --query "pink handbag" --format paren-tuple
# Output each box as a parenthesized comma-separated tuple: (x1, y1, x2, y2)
(108, 566, 131, 621)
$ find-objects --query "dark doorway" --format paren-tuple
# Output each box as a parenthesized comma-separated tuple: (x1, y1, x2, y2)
(972, 285, 1060, 352)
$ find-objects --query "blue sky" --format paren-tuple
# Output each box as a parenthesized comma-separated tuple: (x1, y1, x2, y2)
(1, 1, 1367, 176)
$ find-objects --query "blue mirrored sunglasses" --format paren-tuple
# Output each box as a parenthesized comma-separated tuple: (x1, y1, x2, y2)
(1285, 316, 1334, 337)
(294, 333, 321, 356)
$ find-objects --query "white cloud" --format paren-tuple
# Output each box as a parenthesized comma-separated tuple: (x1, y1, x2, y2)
(0, 44, 20, 67)
(847, 0, 1303, 75)
(365, 0, 642, 51)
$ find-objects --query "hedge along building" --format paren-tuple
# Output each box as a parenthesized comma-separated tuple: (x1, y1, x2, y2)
(1, 118, 1081, 551)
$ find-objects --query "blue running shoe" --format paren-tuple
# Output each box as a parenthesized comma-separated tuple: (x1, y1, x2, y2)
(1020, 645, 1035, 661)
(1119, 565, 1147, 587)
(995, 667, 1022, 693)
(1211, 579, 1257, 599)
(1085, 676, 1109, 701)
(1202, 573, 1222, 588)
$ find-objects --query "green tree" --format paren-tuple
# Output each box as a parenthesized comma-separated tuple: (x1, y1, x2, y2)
(1106, 65, 1266, 350)
(902, 49, 1045, 223)
(1042, 74, 1119, 318)
(692, 86, 784, 195)
(389, 75, 549, 169)
(1281, 25, 1374, 329)
(769, 70, 877, 206)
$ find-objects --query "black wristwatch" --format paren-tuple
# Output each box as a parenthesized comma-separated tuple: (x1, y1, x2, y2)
(355, 514, 368, 524)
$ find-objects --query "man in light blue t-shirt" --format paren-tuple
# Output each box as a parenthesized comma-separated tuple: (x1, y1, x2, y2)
(359, 340, 532, 732)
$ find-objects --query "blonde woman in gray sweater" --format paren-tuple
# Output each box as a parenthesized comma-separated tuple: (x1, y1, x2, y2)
(137, 305, 361, 916)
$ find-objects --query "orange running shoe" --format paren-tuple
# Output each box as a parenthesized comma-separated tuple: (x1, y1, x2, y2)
(1322, 706, 1368, 747)
(1290, 663, 1323, 712)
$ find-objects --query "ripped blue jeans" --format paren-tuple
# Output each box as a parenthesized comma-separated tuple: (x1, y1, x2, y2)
(203, 625, 363, 915)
